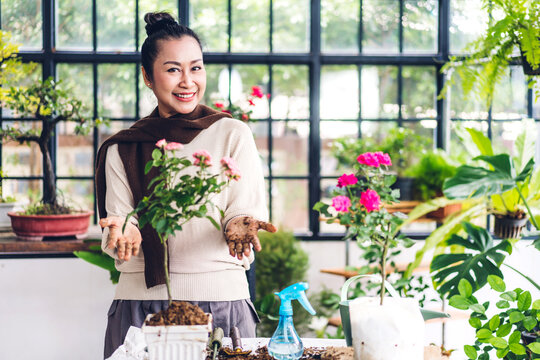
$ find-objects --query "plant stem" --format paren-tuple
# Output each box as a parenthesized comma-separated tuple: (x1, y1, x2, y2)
(515, 186, 540, 230)
(160, 234, 172, 306)
(379, 234, 390, 306)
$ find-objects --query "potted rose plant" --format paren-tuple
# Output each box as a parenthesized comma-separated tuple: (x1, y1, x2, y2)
(123, 139, 240, 360)
(314, 152, 429, 359)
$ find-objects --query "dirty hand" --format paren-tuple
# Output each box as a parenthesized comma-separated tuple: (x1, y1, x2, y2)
(99, 216, 142, 261)
(225, 216, 277, 260)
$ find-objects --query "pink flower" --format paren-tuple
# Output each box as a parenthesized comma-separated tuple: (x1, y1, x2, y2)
(222, 109, 232, 114)
(241, 113, 249, 121)
(193, 150, 212, 166)
(337, 173, 358, 188)
(248, 99, 255, 106)
(357, 152, 380, 168)
(156, 139, 167, 148)
(251, 86, 264, 99)
(214, 102, 224, 109)
(164, 142, 183, 151)
(332, 195, 352, 213)
(374, 151, 392, 166)
(221, 157, 241, 181)
(360, 189, 381, 212)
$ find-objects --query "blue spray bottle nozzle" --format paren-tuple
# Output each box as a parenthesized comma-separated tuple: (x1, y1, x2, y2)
(275, 282, 316, 316)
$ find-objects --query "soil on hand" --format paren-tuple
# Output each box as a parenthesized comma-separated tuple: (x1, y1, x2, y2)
(145, 301, 209, 326)
(208, 346, 341, 359)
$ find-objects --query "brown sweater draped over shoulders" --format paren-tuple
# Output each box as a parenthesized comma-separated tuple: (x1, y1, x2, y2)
(95, 105, 232, 288)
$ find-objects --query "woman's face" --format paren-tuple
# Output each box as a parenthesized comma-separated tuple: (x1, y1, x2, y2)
(144, 36, 206, 117)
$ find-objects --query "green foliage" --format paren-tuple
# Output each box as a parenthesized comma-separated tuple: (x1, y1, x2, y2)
(210, 86, 268, 122)
(254, 229, 309, 337)
(74, 245, 120, 284)
(0, 30, 37, 98)
(330, 137, 376, 171)
(408, 150, 458, 201)
(440, 0, 540, 109)
(450, 277, 539, 360)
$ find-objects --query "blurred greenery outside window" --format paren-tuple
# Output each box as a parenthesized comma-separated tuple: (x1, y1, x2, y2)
(1, 0, 538, 238)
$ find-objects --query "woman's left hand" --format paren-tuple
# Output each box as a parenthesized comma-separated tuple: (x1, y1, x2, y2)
(225, 217, 277, 260)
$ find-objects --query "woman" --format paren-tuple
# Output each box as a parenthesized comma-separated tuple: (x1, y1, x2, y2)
(95, 12, 276, 358)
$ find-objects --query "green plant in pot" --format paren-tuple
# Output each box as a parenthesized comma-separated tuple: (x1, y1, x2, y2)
(439, 0, 540, 108)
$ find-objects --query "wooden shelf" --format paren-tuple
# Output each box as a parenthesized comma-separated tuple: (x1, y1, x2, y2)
(320, 264, 430, 279)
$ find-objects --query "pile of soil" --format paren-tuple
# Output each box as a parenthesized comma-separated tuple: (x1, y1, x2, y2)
(208, 346, 351, 360)
(145, 301, 209, 326)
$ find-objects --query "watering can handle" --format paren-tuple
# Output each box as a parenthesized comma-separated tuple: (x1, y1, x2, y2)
(340, 274, 400, 302)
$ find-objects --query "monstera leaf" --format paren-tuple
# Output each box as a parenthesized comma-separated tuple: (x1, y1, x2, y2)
(431, 222, 512, 298)
(74, 245, 120, 284)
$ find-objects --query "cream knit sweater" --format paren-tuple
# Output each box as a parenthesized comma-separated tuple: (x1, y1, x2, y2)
(100, 117, 267, 301)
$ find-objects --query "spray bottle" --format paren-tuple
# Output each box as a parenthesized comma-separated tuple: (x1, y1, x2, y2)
(268, 282, 316, 360)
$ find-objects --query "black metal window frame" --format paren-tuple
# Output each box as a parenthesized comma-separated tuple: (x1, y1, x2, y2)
(1, 0, 538, 241)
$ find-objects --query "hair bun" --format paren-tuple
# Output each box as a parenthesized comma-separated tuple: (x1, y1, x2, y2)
(144, 12, 177, 36)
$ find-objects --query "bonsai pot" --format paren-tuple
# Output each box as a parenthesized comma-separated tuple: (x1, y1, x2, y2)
(392, 177, 416, 201)
(493, 215, 528, 240)
(142, 313, 212, 360)
(8, 211, 93, 241)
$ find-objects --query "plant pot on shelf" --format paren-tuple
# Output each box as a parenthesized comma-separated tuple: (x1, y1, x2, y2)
(493, 215, 529, 240)
(426, 202, 462, 221)
(392, 177, 416, 201)
(8, 211, 93, 241)
(142, 313, 212, 360)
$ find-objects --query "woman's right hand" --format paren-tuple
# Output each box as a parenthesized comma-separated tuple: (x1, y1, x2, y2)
(99, 216, 142, 261)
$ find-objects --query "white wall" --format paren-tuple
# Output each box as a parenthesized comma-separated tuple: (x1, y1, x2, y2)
(0, 240, 538, 360)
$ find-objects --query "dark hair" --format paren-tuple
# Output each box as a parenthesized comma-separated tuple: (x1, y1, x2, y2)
(141, 12, 203, 81)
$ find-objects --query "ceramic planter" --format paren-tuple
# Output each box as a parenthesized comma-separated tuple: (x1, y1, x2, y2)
(493, 215, 529, 240)
(142, 314, 212, 360)
(8, 211, 93, 241)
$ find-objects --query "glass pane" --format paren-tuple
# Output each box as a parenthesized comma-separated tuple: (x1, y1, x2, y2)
(98, 120, 135, 147)
(491, 121, 531, 156)
(1, 0, 42, 49)
(450, 0, 488, 54)
(139, 73, 157, 117)
(402, 121, 436, 146)
(491, 66, 528, 120)
(449, 120, 488, 160)
(56, 0, 92, 50)
(2, 179, 42, 204)
(403, 0, 438, 54)
(272, 121, 308, 176)
(321, 121, 359, 177)
(231, 0, 269, 53)
(271, 65, 309, 119)
(402, 66, 436, 118)
(98, 64, 136, 118)
(190, 0, 228, 52)
(57, 64, 94, 115)
(202, 64, 228, 107)
(448, 69, 488, 119)
(534, 82, 540, 119)
(97, 0, 135, 51)
(139, 0, 177, 49)
(321, 65, 358, 120)
(57, 122, 93, 177)
(2, 64, 42, 117)
(360, 121, 398, 141)
(321, 0, 359, 53)
(273, 0, 309, 53)
(2, 122, 43, 176)
(248, 121, 269, 177)
(271, 179, 308, 233)
(57, 179, 94, 211)
(361, 66, 398, 119)
(319, 178, 347, 234)
(362, 0, 399, 54)
(230, 65, 269, 119)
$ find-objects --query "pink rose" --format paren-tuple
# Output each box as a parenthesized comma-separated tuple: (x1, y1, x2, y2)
(374, 151, 392, 166)
(221, 157, 241, 181)
(214, 102, 224, 109)
(248, 99, 255, 106)
(156, 139, 167, 148)
(360, 189, 381, 212)
(332, 195, 352, 213)
(193, 150, 212, 166)
(222, 110, 232, 114)
(164, 142, 183, 151)
(337, 173, 358, 188)
(357, 152, 380, 167)
(241, 113, 249, 121)
(251, 85, 264, 99)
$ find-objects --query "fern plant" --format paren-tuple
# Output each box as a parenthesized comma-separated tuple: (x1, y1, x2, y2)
(440, 0, 540, 108)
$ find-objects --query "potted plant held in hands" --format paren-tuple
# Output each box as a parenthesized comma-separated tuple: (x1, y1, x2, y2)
(1, 77, 104, 241)
(314, 152, 427, 360)
(123, 139, 240, 360)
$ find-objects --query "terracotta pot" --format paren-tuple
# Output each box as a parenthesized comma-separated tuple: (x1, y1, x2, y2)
(426, 203, 462, 221)
(8, 211, 93, 241)
(493, 215, 528, 240)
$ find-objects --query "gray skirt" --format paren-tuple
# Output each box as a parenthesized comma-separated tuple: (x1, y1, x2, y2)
(104, 299, 260, 359)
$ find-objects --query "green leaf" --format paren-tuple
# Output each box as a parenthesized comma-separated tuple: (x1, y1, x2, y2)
(467, 127, 493, 157)
(152, 148, 162, 161)
(205, 215, 221, 231)
(509, 343, 527, 355)
(501, 291, 517, 302)
(528, 342, 540, 354)
(464, 345, 477, 359)
(495, 347, 509, 358)
(496, 323, 512, 337)
(509, 330, 521, 344)
(489, 337, 508, 349)
(449, 295, 472, 310)
(496, 300, 510, 309)
(469, 317, 482, 329)
(533, 299, 540, 310)
(517, 291, 532, 311)
(487, 275, 506, 292)
(488, 315, 500, 331)
(476, 328, 493, 340)
(459, 278, 473, 297)
(470, 304, 486, 314)
(73, 250, 120, 284)
(509, 311, 525, 324)
(523, 316, 537, 331)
